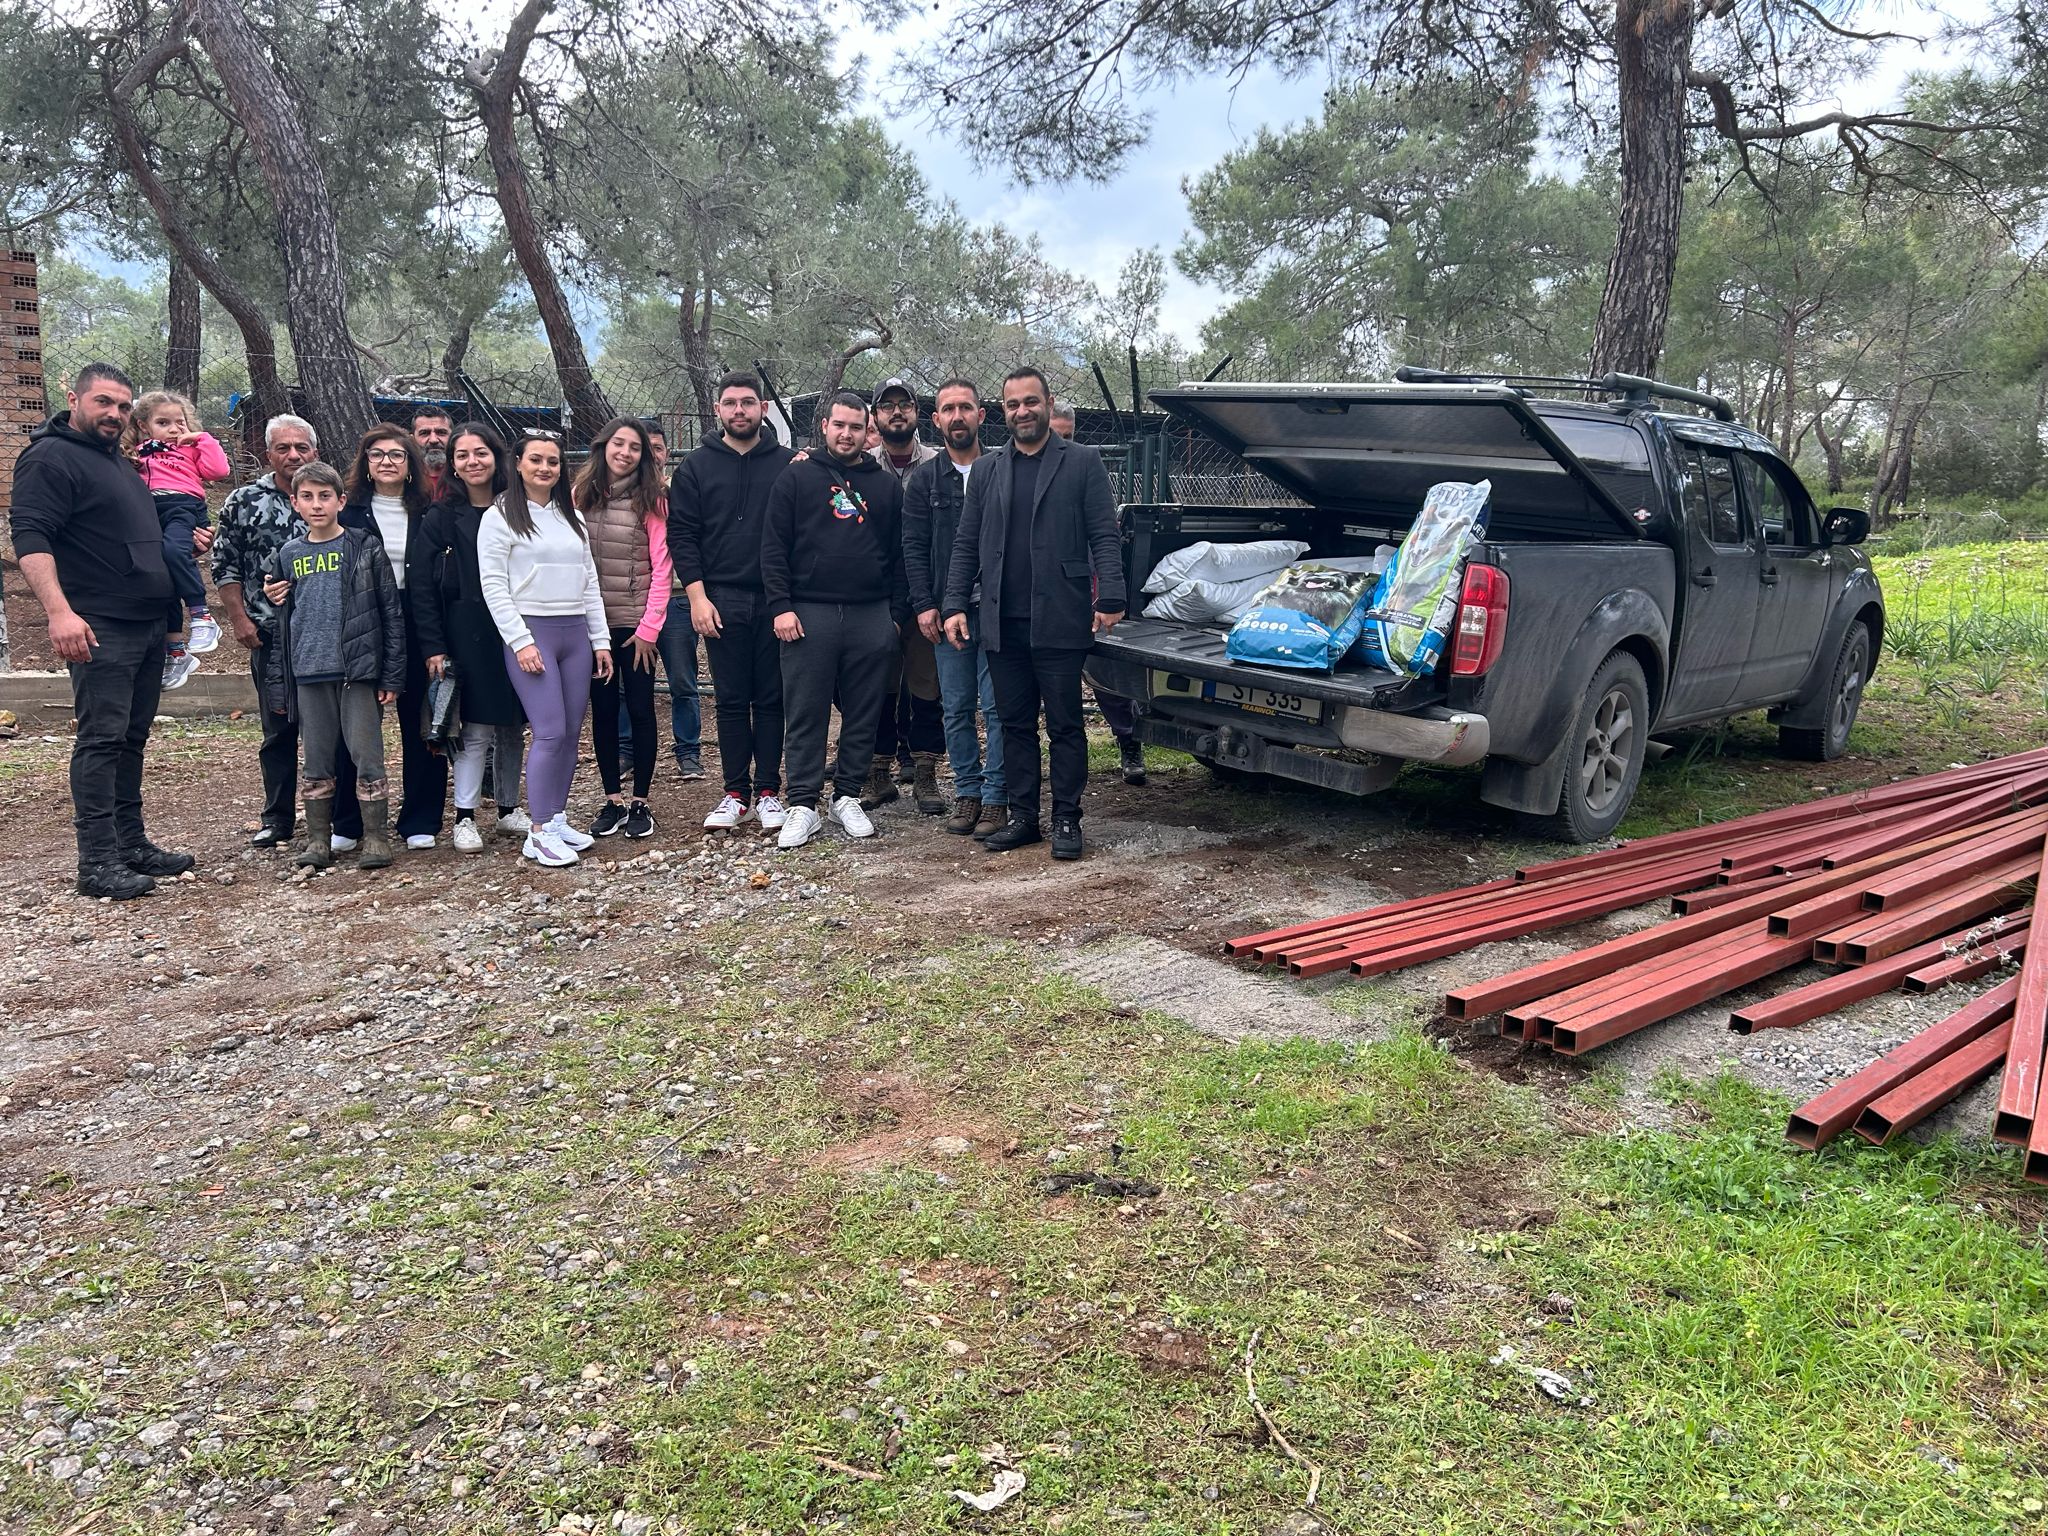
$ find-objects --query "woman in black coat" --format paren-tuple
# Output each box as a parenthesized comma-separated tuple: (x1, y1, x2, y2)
(341, 424, 445, 849)
(409, 422, 529, 853)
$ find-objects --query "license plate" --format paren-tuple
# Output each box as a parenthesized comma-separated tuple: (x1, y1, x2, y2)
(1150, 670, 1324, 722)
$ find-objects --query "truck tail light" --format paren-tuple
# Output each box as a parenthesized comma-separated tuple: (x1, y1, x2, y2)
(1451, 564, 1509, 677)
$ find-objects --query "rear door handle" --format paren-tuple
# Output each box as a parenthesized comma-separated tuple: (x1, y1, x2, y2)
(1692, 569, 1717, 588)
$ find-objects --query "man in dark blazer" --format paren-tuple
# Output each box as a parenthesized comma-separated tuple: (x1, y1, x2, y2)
(942, 365, 1126, 860)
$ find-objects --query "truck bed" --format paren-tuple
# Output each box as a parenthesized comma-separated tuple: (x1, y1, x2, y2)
(1092, 618, 1441, 712)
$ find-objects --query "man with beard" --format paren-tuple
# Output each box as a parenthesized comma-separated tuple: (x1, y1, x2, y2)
(671, 370, 796, 831)
(760, 391, 908, 849)
(861, 378, 945, 813)
(10, 362, 196, 897)
(942, 367, 1125, 860)
(904, 378, 1005, 840)
(1048, 401, 1147, 787)
(411, 406, 453, 502)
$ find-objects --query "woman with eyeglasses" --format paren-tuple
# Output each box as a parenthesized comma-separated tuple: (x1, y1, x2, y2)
(477, 432, 614, 867)
(343, 425, 447, 850)
(410, 422, 530, 853)
(571, 417, 673, 840)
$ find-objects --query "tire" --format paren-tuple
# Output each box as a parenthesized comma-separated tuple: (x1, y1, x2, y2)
(1780, 624, 1870, 762)
(1524, 651, 1650, 843)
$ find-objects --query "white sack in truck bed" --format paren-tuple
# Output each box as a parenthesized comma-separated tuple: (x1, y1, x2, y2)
(1141, 538, 1308, 594)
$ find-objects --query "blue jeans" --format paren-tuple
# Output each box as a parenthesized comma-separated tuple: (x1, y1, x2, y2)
(617, 593, 703, 762)
(933, 613, 1004, 805)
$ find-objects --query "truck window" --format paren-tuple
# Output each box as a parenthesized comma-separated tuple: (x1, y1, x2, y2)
(1536, 413, 1656, 515)
(1679, 445, 1744, 548)
(1737, 454, 1808, 546)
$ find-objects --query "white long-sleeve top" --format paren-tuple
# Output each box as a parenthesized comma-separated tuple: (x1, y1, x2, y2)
(476, 498, 611, 654)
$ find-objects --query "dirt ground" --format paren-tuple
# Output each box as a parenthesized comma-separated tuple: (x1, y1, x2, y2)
(0, 699, 2028, 1533)
(0, 702, 1999, 1191)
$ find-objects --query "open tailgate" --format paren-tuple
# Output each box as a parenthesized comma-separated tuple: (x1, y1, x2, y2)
(1094, 618, 1439, 711)
(1150, 382, 1644, 542)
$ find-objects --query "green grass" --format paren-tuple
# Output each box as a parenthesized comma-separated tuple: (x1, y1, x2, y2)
(1871, 541, 2048, 667)
(6, 934, 2045, 1534)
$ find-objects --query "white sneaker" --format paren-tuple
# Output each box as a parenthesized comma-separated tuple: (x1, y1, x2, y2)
(703, 793, 747, 830)
(330, 834, 360, 852)
(496, 807, 531, 838)
(405, 834, 435, 851)
(162, 651, 199, 690)
(830, 795, 876, 839)
(186, 614, 221, 654)
(776, 805, 822, 850)
(547, 813, 594, 851)
(452, 819, 485, 853)
(522, 828, 578, 867)
(754, 793, 787, 831)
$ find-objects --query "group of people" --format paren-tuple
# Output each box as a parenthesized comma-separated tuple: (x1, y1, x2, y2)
(11, 360, 1150, 899)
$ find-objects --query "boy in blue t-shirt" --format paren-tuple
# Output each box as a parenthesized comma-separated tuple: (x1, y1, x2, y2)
(261, 463, 405, 871)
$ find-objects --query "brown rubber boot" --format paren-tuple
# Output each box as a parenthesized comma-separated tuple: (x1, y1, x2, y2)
(946, 795, 982, 835)
(860, 758, 900, 810)
(295, 795, 334, 869)
(972, 803, 1009, 842)
(356, 793, 395, 870)
(912, 752, 945, 815)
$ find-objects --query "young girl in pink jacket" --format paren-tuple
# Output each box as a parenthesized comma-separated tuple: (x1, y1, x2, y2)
(125, 390, 232, 688)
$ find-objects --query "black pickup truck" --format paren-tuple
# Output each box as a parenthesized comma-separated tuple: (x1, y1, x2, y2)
(1085, 373, 1885, 841)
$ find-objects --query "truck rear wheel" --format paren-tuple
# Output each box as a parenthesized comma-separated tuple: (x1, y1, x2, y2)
(1525, 651, 1649, 843)
(1779, 623, 1870, 762)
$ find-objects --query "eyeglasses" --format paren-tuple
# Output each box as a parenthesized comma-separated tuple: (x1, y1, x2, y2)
(365, 448, 409, 462)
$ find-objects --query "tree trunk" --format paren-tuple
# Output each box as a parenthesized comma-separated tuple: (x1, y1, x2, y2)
(1872, 277, 1919, 509)
(1589, 0, 1694, 377)
(1876, 394, 1932, 512)
(164, 256, 201, 400)
(679, 276, 717, 427)
(441, 317, 473, 398)
(466, 0, 613, 442)
(187, 0, 373, 455)
(1813, 412, 1846, 495)
(818, 323, 891, 404)
(104, 52, 291, 443)
(1775, 313, 1800, 458)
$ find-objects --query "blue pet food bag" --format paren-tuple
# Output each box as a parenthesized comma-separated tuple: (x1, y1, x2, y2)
(1224, 562, 1380, 671)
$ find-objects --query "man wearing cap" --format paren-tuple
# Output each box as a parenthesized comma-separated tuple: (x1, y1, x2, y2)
(862, 377, 947, 814)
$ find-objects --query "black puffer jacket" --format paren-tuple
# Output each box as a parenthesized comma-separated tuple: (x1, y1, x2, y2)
(265, 528, 406, 715)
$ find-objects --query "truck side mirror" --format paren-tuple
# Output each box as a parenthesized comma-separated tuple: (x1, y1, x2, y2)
(1822, 507, 1870, 546)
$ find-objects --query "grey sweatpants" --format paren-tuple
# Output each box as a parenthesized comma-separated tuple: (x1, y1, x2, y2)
(299, 680, 386, 785)
(779, 599, 895, 810)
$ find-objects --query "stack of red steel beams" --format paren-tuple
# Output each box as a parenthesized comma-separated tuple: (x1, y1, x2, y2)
(1225, 748, 2048, 1182)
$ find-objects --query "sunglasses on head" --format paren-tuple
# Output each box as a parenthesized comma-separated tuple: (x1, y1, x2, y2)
(522, 429, 564, 443)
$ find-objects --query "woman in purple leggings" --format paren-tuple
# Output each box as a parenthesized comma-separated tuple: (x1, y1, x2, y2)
(476, 433, 614, 867)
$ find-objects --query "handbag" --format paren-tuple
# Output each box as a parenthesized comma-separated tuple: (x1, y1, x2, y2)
(422, 665, 463, 751)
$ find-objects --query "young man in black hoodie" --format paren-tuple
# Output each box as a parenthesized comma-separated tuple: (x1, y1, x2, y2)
(9, 362, 195, 899)
(669, 370, 797, 832)
(759, 391, 910, 850)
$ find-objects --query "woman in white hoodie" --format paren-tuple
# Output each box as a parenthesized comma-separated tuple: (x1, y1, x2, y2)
(476, 433, 614, 867)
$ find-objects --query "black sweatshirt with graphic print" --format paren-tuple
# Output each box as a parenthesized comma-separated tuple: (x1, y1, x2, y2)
(758, 450, 909, 628)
